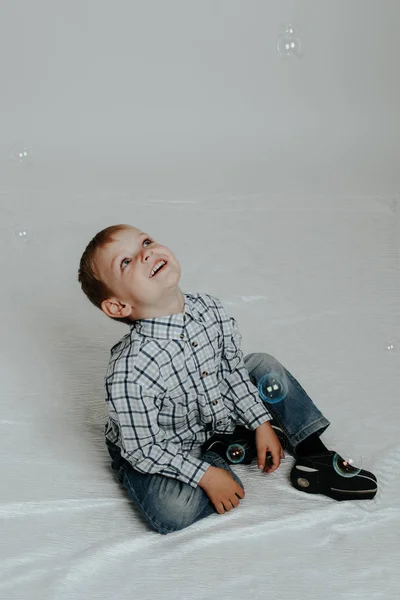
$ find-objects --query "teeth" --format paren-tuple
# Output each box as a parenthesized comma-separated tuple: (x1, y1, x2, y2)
(150, 260, 166, 278)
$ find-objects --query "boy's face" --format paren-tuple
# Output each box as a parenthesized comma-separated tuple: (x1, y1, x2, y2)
(95, 227, 182, 321)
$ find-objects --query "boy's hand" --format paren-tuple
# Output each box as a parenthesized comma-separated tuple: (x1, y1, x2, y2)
(198, 466, 245, 514)
(255, 421, 284, 474)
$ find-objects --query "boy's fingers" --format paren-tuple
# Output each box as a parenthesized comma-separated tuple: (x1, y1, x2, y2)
(264, 450, 280, 473)
(257, 455, 265, 470)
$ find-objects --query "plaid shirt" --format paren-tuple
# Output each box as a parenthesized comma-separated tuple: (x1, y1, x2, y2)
(104, 292, 271, 488)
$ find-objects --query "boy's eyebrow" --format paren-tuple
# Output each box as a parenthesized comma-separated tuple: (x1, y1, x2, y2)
(111, 232, 147, 274)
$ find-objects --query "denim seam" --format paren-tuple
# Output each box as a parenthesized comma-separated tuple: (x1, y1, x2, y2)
(263, 411, 296, 453)
(289, 417, 330, 445)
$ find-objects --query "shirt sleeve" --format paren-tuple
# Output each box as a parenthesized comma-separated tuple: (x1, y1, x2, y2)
(206, 294, 272, 430)
(106, 377, 210, 488)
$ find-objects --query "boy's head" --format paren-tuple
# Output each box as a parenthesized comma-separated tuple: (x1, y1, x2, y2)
(78, 224, 183, 325)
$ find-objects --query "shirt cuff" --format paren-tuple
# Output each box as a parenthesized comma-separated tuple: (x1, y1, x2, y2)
(182, 456, 213, 488)
(241, 401, 272, 431)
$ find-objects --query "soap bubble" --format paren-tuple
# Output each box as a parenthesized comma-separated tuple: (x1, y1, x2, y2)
(10, 147, 30, 163)
(280, 23, 300, 36)
(277, 22, 303, 58)
(384, 341, 399, 353)
(14, 228, 30, 244)
(18, 149, 28, 161)
(226, 442, 248, 464)
(277, 35, 303, 58)
(258, 371, 288, 404)
(332, 453, 362, 478)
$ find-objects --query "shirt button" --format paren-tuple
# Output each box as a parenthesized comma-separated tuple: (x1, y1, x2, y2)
(180, 334, 185, 339)
(212, 400, 218, 405)
(183, 315, 186, 321)
(201, 371, 208, 377)
(192, 341, 198, 347)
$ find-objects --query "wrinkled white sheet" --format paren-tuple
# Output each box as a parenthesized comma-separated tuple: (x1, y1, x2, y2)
(1, 197, 399, 600)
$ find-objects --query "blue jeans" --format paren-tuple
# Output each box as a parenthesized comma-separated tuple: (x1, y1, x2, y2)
(105, 352, 330, 535)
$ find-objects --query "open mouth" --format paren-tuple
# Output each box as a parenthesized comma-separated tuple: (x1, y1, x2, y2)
(150, 261, 168, 278)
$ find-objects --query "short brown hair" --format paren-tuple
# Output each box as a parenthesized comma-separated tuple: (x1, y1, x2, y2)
(78, 224, 135, 326)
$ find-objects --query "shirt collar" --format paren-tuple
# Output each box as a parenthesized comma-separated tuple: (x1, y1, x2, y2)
(129, 293, 205, 340)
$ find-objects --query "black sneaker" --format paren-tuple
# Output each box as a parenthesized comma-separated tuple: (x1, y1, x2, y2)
(201, 423, 287, 466)
(201, 427, 257, 465)
(290, 451, 378, 501)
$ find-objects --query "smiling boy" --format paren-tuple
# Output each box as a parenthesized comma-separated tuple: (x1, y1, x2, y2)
(78, 224, 377, 535)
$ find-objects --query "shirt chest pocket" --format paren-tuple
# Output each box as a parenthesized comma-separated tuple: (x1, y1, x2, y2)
(159, 376, 203, 429)
(193, 323, 223, 374)
(158, 391, 192, 431)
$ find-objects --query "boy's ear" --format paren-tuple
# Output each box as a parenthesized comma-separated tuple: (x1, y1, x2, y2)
(101, 298, 132, 319)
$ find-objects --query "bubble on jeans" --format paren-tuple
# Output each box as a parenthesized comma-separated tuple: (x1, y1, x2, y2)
(258, 372, 288, 404)
(226, 442, 247, 464)
(332, 453, 362, 478)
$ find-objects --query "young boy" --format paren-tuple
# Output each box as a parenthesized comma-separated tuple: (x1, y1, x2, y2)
(78, 224, 378, 535)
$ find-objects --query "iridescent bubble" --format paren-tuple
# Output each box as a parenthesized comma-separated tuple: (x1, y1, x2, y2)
(226, 442, 247, 464)
(332, 453, 362, 478)
(277, 35, 303, 58)
(258, 372, 288, 404)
